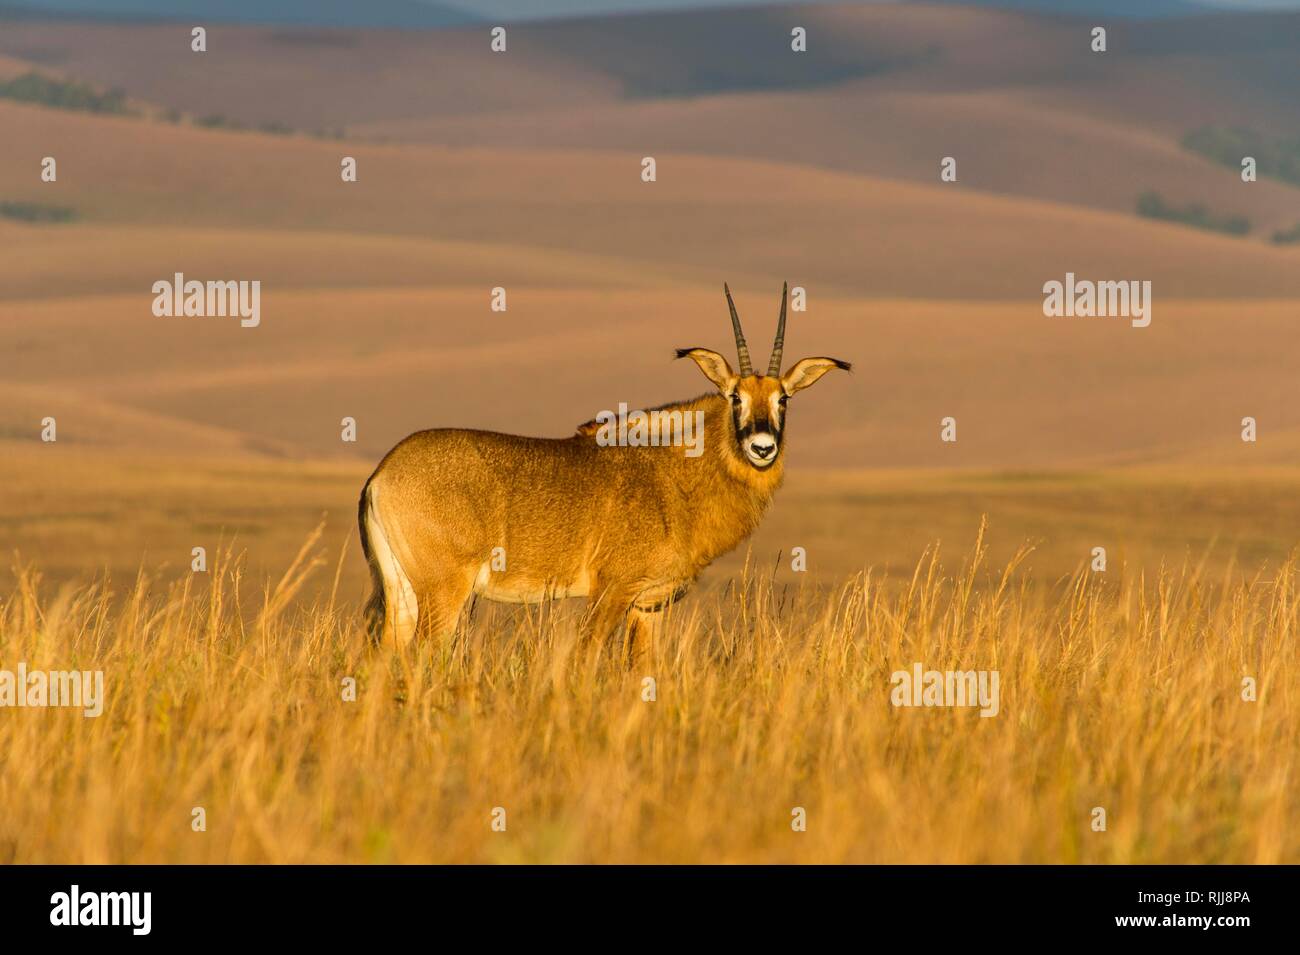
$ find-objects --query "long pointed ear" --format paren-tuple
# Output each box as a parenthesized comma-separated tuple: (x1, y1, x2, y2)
(676, 347, 739, 394)
(781, 356, 851, 395)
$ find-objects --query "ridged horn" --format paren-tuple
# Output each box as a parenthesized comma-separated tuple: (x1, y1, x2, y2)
(767, 282, 788, 377)
(724, 283, 753, 376)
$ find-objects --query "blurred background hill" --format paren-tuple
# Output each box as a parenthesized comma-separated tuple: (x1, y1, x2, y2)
(2, 0, 1297, 582)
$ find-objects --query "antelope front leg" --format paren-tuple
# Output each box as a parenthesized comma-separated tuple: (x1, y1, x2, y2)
(625, 606, 663, 669)
(583, 586, 634, 657)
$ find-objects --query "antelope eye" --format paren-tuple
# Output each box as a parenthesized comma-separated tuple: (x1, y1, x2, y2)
(778, 395, 788, 406)
(731, 394, 742, 406)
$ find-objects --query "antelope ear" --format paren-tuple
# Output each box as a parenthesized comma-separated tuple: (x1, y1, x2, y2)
(676, 347, 738, 394)
(781, 356, 852, 395)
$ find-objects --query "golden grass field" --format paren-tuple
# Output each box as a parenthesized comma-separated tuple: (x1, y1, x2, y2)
(0, 514, 1294, 864)
(0, 454, 1296, 864)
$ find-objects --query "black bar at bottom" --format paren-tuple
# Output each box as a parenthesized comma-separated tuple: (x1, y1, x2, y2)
(0, 864, 1289, 942)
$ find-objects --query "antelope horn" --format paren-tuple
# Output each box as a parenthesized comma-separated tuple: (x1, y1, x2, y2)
(724, 283, 753, 376)
(767, 282, 788, 377)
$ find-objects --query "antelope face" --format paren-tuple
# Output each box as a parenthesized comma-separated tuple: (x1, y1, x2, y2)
(729, 375, 786, 469)
(677, 282, 851, 472)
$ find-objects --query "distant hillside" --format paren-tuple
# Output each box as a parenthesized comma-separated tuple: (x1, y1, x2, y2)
(0, 0, 479, 27)
(937, 0, 1207, 17)
(2, 1, 1299, 472)
(0, 0, 1225, 27)
(3, 2, 1300, 234)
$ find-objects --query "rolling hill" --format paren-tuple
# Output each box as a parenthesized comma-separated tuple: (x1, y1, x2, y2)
(5, 98, 1300, 300)
(2, 0, 479, 27)
(2, 3, 1298, 234)
(0, 3, 1297, 465)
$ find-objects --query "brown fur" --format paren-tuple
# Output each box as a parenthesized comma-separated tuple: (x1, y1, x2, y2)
(360, 391, 783, 657)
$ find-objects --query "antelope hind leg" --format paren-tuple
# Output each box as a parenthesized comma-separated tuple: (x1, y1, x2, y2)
(379, 565, 419, 651)
(415, 572, 475, 646)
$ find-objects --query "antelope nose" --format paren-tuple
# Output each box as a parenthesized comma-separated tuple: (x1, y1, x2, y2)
(751, 439, 775, 458)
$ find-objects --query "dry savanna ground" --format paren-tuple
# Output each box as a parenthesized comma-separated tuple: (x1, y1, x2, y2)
(0, 457, 1296, 864)
(0, 519, 1294, 864)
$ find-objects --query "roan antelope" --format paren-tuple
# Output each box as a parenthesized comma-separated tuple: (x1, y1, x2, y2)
(359, 283, 850, 656)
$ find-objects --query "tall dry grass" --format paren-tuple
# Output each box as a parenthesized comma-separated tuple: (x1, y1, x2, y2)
(0, 523, 1294, 863)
